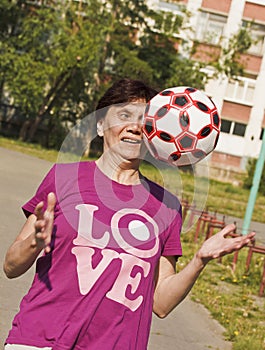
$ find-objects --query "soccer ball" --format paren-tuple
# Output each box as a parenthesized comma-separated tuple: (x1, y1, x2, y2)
(142, 86, 221, 166)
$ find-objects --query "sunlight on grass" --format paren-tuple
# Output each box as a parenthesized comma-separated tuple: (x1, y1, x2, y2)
(0, 136, 58, 162)
(179, 231, 265, 350)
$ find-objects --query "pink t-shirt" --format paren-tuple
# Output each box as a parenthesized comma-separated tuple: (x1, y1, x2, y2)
(6, 161, 182, 350)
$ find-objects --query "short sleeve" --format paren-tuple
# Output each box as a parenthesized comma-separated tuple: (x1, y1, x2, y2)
(161, 206, 182, 259)
(22, 165, 56, 217)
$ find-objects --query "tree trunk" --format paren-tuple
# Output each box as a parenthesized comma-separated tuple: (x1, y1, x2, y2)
(27, 69, 75, 142)
(19, 119, 31, 141)
(26, 115, 42, 143)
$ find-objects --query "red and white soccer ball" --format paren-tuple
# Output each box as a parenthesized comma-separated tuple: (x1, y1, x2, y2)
(142, 86, 221, 166)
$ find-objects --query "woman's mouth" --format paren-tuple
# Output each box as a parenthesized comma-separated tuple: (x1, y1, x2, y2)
(122, 138, 141, 144)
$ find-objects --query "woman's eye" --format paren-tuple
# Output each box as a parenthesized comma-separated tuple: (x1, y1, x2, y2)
(120, 113, 130, 119)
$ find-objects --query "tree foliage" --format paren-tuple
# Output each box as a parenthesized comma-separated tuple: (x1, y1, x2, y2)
(243, 158, 265, 195)
(211, 26, 253, 79)
(0, 0, 253, 148)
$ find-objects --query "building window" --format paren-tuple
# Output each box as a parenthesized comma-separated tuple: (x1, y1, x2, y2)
(242, 21, 265, 56)
(233, 122, 246, 137)
(221, 119, 232, 133)
(196, 11, 227, 45)
(221, 119, 246, 137)
(159, 0, 184, 14)
(260, 128, 264, 140)
(225, 77, 256, 105)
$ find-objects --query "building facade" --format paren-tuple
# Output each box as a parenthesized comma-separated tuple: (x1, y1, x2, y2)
(154, 0, 265, 177)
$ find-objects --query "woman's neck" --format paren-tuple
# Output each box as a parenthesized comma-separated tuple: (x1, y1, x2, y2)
(95, 154, 141, 185)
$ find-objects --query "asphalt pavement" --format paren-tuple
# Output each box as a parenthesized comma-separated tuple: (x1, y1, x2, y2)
(1, 146, 263, 349)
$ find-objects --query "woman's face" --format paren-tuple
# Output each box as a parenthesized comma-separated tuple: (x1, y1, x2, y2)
(97, 100, 147, 162)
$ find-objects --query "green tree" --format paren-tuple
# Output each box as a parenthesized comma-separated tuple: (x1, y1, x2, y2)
(90, 0, 191, 90)
(243, 158, 265, 195)
(214, 27, 253, 78)
(0, 0, 254, 148)
(1, 0, 106, 144)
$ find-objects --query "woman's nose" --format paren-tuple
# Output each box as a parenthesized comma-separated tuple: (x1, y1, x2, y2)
(126, 118, 142, 133)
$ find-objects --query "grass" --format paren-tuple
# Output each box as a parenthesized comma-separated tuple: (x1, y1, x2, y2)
(140, 161, 265, 224)
(1, 135, 265, 349)
(178, 231, 265, 350)
(0, 136, 58, 163)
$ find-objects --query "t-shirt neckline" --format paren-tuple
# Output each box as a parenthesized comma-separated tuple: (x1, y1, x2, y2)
(91, 160, 147, 190)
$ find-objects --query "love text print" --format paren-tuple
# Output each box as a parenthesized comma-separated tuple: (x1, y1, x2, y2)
(71, 204, 159, 311)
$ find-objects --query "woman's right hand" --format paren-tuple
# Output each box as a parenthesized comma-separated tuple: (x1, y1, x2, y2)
(4, 192, 57, 278)
(33, 192, 56, 253)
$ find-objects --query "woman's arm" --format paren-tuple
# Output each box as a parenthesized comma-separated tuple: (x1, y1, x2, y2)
(3, 192, 56, 279)
(153, 224, 255, 318)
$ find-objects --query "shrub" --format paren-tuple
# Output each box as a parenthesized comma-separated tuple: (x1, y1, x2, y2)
(243, 158, 265, 195)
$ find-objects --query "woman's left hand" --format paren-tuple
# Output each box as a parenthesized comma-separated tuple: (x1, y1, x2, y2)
(196, 223, 255, 265)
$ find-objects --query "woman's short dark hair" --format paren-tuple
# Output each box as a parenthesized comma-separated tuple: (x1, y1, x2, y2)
(95, 78, 158, 121)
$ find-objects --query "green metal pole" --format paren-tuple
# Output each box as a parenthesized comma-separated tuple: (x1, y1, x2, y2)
(242, 129, 265, 235)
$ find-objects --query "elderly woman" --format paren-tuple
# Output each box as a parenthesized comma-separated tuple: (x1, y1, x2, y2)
(4, 78, 254, 350)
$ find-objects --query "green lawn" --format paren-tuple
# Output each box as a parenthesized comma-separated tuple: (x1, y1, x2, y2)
(1, 135, 265, 349)
(179, 231, 265, 350)
(140, 161, 265, 224)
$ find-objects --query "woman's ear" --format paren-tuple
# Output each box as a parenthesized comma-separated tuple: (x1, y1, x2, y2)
(97, 119, 104, 137)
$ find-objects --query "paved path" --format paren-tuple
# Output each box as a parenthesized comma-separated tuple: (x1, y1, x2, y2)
(1, 146, 263, 349)
(0, 148, 51, 348)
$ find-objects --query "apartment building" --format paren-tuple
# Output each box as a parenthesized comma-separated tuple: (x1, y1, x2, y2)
(153, 0, 265, 177)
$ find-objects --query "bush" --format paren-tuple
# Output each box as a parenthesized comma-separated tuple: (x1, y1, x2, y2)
(243, 158, 265, 195)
